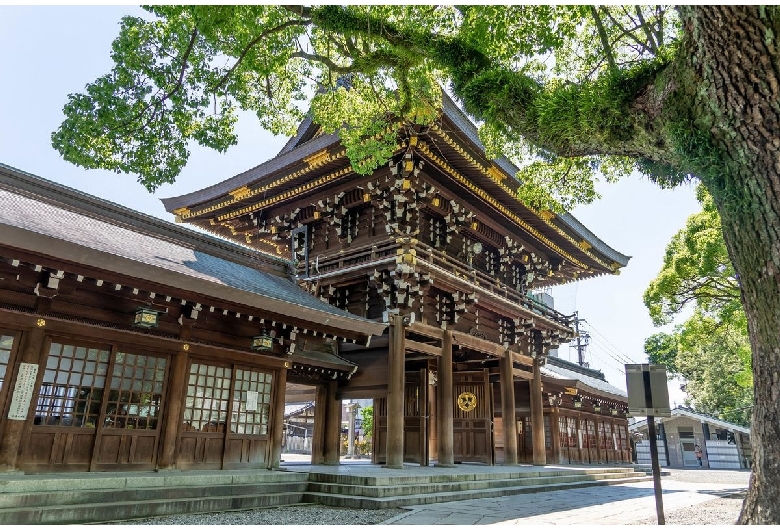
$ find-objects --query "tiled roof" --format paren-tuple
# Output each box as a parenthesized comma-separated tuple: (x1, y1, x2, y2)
(629, 407, 750, 434)
(0, 163, 386, 338)
(542, 356, 627, 399)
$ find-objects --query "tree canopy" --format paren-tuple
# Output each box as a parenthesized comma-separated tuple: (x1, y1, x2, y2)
(644, 185, 752, 425)
(52, 6, 780, 523)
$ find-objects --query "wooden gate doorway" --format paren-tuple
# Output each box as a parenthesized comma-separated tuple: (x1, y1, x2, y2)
(452, 369, 493, 465)
(374, 369, 429, 465)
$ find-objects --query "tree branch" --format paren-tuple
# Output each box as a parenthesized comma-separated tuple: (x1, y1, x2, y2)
(591, 6, 617, 71)
(211, 18, 311, 92)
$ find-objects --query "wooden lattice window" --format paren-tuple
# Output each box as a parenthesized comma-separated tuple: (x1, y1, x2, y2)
(183, 363, 232, 432)
(104, 352, 167, 429)
(567, 417, 578, 448)
(231, 368, 273, 435)
(603, 422, 614, 449)
(0, 334, 15, 392)
(584, 419, 597, 448)
(616, 425, 628, 451)
(35, 342, 110, 428)
(544, 415, 552, 449)
(598, 421, 609, 449)
(558, 416, 568, 448)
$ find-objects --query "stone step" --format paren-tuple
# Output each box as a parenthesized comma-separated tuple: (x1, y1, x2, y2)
(0, 468, 304, 494)
(0, 488, 309, 525)
(0, 480, 308, 510)
(304, 475, 651, 509)
(306, 467, 637, 486)
(307, 471, 646, 498)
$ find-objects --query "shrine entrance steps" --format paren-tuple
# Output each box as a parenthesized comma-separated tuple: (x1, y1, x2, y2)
(0, 469, 308, 525)
(300, 464, 650, 509)
(0, 464, 649, 524)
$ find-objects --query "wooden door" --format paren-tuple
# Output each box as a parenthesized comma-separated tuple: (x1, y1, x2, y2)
(452, 370, 493, 465)
(585, 419, 598, 463)
(177, 362, 232, 469)
(92, 350, 169, 471)
(21, 339, 110, 472)
(222, 367, 273, 469)
(373, 369, 429, 465)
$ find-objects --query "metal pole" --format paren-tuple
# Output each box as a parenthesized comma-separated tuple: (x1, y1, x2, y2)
(647, 416, 665, 525)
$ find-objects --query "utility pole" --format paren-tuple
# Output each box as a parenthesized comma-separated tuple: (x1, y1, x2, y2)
(573, 313, 590, 367)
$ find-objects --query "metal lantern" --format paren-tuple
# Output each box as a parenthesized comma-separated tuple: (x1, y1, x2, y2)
(610, 406, 619, 416)
(133, 308, 159, 329)
(251, 333, 274, 351)
(573, 396, 582, 409)
(593, 402, 602, 413)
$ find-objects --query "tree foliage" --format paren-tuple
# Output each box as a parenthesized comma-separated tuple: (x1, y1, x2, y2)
(644, 185, 752, 426)
(360, 405, 373, 441)
(52, 5, 780, 523)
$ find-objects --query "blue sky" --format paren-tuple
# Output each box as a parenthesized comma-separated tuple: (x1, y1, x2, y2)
(0, 6, 701, 403)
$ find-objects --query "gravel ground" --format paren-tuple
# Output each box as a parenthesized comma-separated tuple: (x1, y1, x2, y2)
(629, 468, 750, 525)
(111, 505, 405, 525)
(114, 468, 751, 525)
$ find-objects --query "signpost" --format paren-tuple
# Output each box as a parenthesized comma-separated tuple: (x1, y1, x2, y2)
(626, 364, 671, 525)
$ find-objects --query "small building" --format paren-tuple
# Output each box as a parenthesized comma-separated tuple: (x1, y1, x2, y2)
(630, 407, 751, 469)
(0, 164, 384, 473)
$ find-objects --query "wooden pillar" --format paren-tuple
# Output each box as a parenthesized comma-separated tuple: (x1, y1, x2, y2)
(0, 328, 45, 471)
(550, 409, 561, 465)
(530, 356, 546, 466)
(323, 381, 341, 465)
(158, 351, 188, 469)
(268, 365, 288, 469)
(311, 384, 328, 464)
(385, 313, 405, 468)
(500, 349, 518, 465)
(436, 330, 455, 467)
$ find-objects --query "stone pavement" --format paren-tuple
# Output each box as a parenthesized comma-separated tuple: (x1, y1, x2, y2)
(382, 478, 748, 525)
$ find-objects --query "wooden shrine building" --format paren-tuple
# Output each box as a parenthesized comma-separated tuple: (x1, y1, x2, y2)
(163, 93, 632, 468)
(0, 163, 384, 473)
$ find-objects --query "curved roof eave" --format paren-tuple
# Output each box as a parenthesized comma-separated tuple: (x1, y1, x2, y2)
(440, 94, 630, 268)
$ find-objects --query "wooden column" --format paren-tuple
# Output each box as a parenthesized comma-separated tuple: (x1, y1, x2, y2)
(530, 356, 546, 466)
(158, 351, 188, 469)
(595, 418, 603, 464)
(500, 349, 518, 465)
(311, 384, 328, 464)
(0, 328, 45, 471)
(323, 381, 341, 465)
(385, 314, 405, 468)
(436, 330, 454, 467)
(268, 365, 288, 469)
(550, 409, 561, 465)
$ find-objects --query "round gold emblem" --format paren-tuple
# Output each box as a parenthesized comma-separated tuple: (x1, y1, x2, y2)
(457, 391, 478, 412)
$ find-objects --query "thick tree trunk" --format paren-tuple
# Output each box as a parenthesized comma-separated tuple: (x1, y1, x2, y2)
(681, 6, 780, 525)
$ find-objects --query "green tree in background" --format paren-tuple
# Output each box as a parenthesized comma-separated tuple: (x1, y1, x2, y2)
(52, 6, 780, 522)
(644, 184, 752, 426)
(360, 405, 373, 442)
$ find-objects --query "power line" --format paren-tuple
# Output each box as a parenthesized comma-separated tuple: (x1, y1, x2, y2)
(584, 322, 636, 365)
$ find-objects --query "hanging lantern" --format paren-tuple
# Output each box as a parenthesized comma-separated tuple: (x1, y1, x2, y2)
(251, 333, 274, 351)
(593, 402, 602, 413)
(573, 396, 582, 409)
(133, 308, 160, 329)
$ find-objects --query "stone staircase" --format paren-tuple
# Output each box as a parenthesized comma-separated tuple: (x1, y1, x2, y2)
(0, 469, 308, 525)
(303, 467, 649, 509)
(0, 466, 649, 524)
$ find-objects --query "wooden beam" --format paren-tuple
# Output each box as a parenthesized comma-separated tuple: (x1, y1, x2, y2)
(406, 339, 441, 357)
